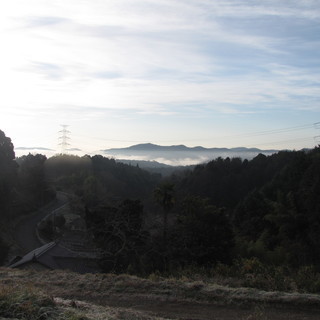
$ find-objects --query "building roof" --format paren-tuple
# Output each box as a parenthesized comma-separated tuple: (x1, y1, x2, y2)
(9, 242, 100, 274)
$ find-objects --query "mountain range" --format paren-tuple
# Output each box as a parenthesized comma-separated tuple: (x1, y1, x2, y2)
(102, 143, 279, 166)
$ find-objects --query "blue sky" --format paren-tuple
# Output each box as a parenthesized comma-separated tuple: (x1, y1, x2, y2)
(0, 0, 319, 157)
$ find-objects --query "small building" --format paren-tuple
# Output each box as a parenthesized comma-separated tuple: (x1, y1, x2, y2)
(9, 242, 100, 274)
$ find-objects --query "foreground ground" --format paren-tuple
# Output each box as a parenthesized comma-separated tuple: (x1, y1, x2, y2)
(1, 268, 320, 319)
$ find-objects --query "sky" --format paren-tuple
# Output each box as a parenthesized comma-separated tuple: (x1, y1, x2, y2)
(0, 0, 320, 158)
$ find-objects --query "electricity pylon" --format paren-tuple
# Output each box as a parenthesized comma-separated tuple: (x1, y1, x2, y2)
(59, 125, 71, 154)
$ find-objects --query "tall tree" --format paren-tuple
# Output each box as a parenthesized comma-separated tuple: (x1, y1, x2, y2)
(0, 130, 17, 216)
(154, 182, 175, 246)
(17, 153, 51, 208)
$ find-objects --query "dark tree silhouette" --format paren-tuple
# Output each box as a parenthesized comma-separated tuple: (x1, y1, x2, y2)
(153, 182, 175, 246)
(17, 153, 51, 208)
(86, 199, 148, 273)
(0, 130, 17, 216)
(169, 196, 234, 266)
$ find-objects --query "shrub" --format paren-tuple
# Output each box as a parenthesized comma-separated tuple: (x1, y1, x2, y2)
(0, 285, 57, 319)
(0, 284, 89, 320)
(294, 266, 320, 293)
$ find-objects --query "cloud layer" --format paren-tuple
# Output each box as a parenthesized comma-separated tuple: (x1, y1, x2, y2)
(0, 0, 319, 153)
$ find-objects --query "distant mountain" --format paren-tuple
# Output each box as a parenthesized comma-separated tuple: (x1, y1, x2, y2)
(15, 147, 55, 151)
(106, 143, 277, 153)
(112, 143, 203, 152)
(66, 148, 82, 152)
(102, 143, 279, 166)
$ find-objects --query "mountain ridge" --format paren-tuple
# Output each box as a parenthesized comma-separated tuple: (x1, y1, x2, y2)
(102, 143, 280, 166)
(103, 143, 278, 153)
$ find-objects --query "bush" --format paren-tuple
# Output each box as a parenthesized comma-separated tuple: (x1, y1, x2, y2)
(0, 284, 90, 320)
(211, 258, 295, 292)
(294, 266, 320, 293)
(0, 285, 57, 319)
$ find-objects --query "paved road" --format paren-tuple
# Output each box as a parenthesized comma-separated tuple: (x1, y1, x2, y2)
(14, 192, 69, 254)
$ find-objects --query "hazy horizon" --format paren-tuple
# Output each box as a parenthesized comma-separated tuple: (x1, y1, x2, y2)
(13, 141, 294, 166)
(1, 1, 319, 154)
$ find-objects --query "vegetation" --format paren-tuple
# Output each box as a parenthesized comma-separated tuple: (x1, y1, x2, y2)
(0, 130, 54, 220)
(168, 196, 234, 267)
(2, 129, 320, 297)
(45, 154, 160, 204)
(86, 199, 149, 273)
(0, 283, 90, 320)
(0, 130, 17, 217)
(1, 267, 320, 320)
(81, 146, 320, 279)
(0, 280, 169, 320)
(0, 130, 56, 262)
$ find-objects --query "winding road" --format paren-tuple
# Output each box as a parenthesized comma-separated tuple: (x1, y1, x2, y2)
(14, 192, 69, 254)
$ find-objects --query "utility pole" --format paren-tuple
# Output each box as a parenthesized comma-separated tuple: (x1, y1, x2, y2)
(58, 124, 71, 154)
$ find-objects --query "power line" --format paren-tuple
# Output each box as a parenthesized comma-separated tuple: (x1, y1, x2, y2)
(215, 123, 317, 140)
(242, 136, 315, 148)
(71, 122, 318, 144)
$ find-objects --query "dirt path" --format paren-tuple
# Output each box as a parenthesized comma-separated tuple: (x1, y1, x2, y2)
(91, 295, 320, 320)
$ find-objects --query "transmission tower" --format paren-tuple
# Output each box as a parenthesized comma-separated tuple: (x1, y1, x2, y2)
(58, 125, 71, 154)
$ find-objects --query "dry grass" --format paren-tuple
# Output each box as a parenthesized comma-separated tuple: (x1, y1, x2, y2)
(0, 284, 57, 319)
(2, 267, 320, 320)
(0, 282, 170, 320)
(2, 268, 320, 308)
(55, 298, 171, 320)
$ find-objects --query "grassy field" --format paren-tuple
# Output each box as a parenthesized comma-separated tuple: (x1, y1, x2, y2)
(2, 267, 320, 320)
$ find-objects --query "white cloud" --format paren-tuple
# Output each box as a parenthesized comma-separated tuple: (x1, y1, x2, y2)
(0, 0, 319, 153)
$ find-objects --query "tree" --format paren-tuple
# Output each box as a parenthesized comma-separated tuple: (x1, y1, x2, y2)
(82, 175, 105, 206)
(0, 130, 17, 216)
(153, 182, 175, 246)
(86, 199, 148, 273)
(232, 148, 320, 267)
(169, 196, 234, 266)
(17, 153, 50, 208)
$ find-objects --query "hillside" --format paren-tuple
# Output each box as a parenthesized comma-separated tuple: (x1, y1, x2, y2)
(1, 268, 320, 320)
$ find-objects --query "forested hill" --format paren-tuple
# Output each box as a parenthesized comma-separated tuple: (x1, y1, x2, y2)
(170, 151, 297, 209)
(167, 147, 320, 267)
(45, 154, 161, 205)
